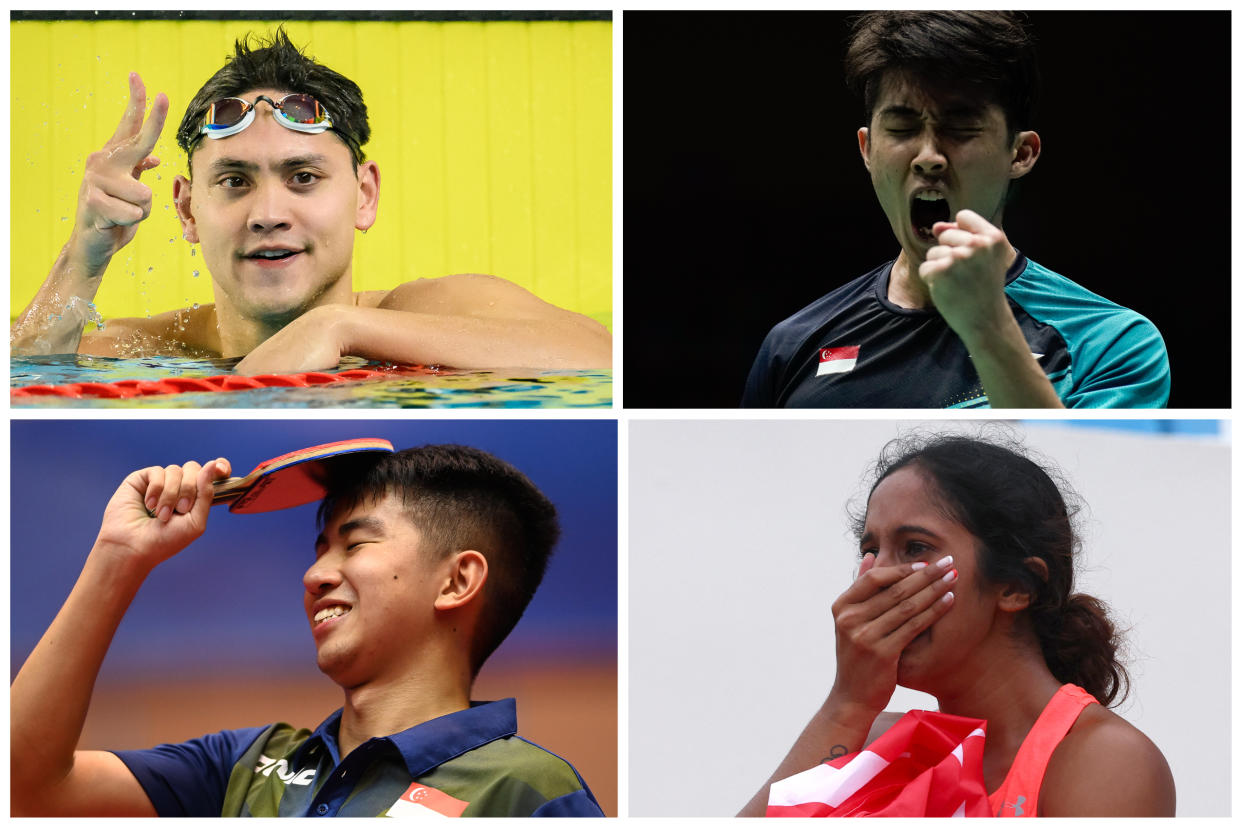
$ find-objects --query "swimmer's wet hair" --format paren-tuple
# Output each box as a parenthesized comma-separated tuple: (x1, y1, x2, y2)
(850, 426, 1130, 707)
(317, 444, 560, 678)
(843, 11, 1040, 139)
(176, 26, 369, 169)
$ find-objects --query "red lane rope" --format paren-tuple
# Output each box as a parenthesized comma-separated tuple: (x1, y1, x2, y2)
(12, 366, 429, 399)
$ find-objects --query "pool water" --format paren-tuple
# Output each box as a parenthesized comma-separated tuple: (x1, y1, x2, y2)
(11, 356, 612, 409)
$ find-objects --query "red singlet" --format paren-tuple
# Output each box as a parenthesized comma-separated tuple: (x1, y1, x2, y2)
(987, 683, 1099, 818)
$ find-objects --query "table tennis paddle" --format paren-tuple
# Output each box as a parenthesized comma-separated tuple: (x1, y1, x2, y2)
(212, 438, 395, 514)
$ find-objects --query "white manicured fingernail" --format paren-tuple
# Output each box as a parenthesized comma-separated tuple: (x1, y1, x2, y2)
(943, 592, 954, 603)
(937, 555, 954, 569)
(911, 562, 927, 570)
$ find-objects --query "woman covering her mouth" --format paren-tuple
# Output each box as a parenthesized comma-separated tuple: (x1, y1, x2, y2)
(740, 432, 1175, 817)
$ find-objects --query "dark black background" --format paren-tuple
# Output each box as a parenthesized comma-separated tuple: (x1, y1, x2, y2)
(624, 12, 1230, 408)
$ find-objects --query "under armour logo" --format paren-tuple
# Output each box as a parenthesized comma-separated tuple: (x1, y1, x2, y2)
(1003, 795, 1026, 816)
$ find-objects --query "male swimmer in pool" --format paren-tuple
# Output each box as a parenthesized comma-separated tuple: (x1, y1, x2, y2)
(10, 30, 611, 375)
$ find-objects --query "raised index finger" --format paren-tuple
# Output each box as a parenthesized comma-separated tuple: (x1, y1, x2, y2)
(131, 90, 170, 165)
(105, 74, 169, 171)
(106, 72, 148, 147)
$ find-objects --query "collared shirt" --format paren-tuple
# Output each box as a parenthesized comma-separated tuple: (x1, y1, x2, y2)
(113, 699, 603, 817)
(742, 254, 1170, 409)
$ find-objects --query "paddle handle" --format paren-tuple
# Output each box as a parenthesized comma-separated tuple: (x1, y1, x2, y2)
(211, 477, 249, 504)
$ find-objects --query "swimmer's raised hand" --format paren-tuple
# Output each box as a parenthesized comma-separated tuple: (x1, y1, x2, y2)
(93, 458, 231, 573)
(71, 72, 169, 274)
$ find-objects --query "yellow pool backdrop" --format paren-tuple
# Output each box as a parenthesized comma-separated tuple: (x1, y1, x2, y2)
(11, 19, 611, 326)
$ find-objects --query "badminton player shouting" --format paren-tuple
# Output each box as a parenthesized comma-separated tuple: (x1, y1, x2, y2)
(739, 435, 1174, 816)
(742, 12, 1168, 408)
(12, 447, 604, 817)
(10, 29, 610, 374)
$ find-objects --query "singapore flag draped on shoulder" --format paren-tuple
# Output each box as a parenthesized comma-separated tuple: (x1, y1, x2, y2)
(767, 710, 993, 817)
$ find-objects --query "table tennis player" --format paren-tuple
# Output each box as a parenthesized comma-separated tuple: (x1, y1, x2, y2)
(742, 12, 1169, 408)
(11, 444, 605, 817)
(9, 28, 610, 375)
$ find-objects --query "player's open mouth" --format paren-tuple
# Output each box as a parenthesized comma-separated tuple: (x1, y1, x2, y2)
(910, 190, 950, 242)
(313, 604, 352, 626)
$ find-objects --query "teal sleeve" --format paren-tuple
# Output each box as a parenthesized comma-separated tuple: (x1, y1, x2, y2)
(1057, 312, 1170, 408)
(1007, 261, 1170, 409)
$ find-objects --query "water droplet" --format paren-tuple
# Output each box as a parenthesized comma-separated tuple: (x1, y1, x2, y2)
(60, 216, 67, 221)
(190, 248, 196, 257)
(169, 237, 176, 243)
(192, 303, 200, 310)
(147, 266, 154, 273)
(192, 270, 200, 277)
(155, 173, 161, 180)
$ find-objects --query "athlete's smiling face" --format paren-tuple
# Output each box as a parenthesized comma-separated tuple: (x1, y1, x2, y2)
(859, 465, 1005, 693)
(174, 88, 379, 325)
(304, 493, 441, 688)
(857, 71, 1038, 260)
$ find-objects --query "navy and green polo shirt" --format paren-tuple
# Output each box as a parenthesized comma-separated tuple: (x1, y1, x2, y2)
(742, 253, 1170, 408)
(112, 699, 603, 817)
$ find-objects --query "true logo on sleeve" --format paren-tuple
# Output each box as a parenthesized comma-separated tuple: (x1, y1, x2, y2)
(383, 782, 469, 818)
(817, 346, 860, 376)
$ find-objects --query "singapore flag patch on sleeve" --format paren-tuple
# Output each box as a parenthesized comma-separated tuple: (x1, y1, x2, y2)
(817, 345, 860, 376)
(384, 783, 469, 818)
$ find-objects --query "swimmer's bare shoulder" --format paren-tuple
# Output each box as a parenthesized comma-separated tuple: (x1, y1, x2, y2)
(368, 274, 608, 333)
(79, 304, 220, 358)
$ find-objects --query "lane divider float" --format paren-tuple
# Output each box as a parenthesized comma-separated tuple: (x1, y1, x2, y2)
(12, 366, 429, 399)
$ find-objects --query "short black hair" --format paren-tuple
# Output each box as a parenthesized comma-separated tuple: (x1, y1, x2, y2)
(176, 26, 369, 170)
(843, 11, 1040, 138)
(317, 444, 560, 676)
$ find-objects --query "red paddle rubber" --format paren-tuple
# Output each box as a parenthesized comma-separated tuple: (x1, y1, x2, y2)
(12, 366, 428, 399)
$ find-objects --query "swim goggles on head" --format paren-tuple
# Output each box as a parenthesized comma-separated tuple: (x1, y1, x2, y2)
(200, 93, 333, 139)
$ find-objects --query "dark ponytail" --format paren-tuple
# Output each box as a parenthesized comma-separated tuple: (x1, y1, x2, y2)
(1033, 594, 1128, 706)
(855, 429, 1129, 706)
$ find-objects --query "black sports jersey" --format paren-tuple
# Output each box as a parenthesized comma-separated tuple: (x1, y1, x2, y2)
(742, 254, 1169, 408)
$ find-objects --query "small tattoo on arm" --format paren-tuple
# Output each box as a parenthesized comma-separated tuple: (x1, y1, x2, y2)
(821, 744, 849, 763)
